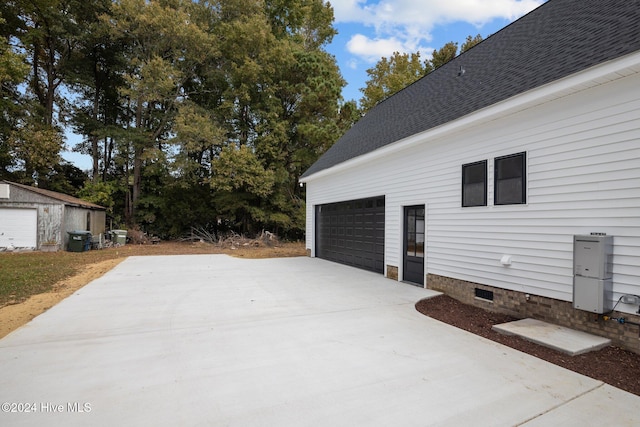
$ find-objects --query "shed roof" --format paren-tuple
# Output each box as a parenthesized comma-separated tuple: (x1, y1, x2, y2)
(302, 0, 640, 178)
(1, 181, 106, 210)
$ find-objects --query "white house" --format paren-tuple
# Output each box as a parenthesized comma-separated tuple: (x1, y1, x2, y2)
(300, 0, 640, 352)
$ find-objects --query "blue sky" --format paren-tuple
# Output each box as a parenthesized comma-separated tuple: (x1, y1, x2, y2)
(63, 0, 545, 171)
(326, 0, 545, 103)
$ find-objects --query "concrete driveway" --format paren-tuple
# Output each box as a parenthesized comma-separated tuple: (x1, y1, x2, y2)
(1, 255, 638, 426)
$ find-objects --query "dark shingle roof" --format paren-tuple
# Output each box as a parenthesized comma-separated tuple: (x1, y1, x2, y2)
(302, 0, 640, 178)
(3, 181, 105, 210)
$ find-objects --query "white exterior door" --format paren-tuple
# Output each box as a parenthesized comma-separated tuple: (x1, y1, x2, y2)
(0, 208, 37, 248)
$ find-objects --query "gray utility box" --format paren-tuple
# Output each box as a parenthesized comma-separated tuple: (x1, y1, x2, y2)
(573, 234, 613, 314)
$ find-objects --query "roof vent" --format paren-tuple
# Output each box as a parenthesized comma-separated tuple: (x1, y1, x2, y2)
(457, 66, 465, 77)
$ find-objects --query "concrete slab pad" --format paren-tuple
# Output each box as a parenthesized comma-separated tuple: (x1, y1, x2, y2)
(492, 318, 611, 356)
(1, 256, 638, 426)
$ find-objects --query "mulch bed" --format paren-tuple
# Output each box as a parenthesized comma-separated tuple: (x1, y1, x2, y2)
(415, 295, 640, 396)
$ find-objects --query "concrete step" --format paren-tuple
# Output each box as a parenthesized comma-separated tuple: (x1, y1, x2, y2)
(492, 318, 611, 356)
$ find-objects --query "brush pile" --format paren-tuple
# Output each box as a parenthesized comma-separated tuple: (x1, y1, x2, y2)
(183, 227, 279, 249)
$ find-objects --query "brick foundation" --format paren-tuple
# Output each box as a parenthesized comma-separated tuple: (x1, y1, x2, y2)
(427, 274, 640, 354)
(386, 265, 398, 281)
(306, 248, 311, 257)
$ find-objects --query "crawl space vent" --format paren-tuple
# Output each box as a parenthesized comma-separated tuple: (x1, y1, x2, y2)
(475, 288, 494, 301)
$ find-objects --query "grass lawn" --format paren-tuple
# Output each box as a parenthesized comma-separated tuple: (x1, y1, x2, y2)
(0, 241, 306, 307)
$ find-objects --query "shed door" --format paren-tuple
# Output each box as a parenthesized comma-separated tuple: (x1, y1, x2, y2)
(315, 196, 385, 273)
(0, 208, 37, 248)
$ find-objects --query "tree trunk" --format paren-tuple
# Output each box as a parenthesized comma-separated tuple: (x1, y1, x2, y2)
(91, 58, 101, 181)
(132, 146, 142, 222)
(103, 137, 113, 182)
(130, 100, 144, 223)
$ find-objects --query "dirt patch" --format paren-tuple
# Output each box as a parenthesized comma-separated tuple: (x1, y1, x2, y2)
(416, 294, 640, 397)
(0, 259, 125, 338)
(90, 240, 307, 258)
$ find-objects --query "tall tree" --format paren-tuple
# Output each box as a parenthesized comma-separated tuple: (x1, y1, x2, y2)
(0, 14, 29, 180)
(1, 0, 348, 238)
(1, 0, 96, 187)
(67, 0, 124, 181)
(196, 0, 343, 235)
(19, 0, 76, 126)
(360, 52, 427, 112)
(461, 34, 483, 53)
(104, 0, 218, 223)
(430, 41, 458, 70)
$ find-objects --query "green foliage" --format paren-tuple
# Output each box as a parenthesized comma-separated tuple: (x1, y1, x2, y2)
(461, 34, 483, 53)
(78, 179, 117, 212)
(266, 0, 336, 48)
(44, 162, 88, 196)
(2, 0, 345, 239)
(0, 14, 29, 180)
(0, 24, 28, 84)
(360, 52, 427, 112)
(211, 145, 275, 197)
(8, 123, 64, 186)
(11, 0, 85, 126)
(142, 181, 218, 239)
(174, 103, 225, 155)
(104, 0, 221, 222)
(430, 41, 458, 70)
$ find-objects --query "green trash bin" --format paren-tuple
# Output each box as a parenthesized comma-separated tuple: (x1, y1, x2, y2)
(67, 231, 92, 252)
(111, 229, 128, 245)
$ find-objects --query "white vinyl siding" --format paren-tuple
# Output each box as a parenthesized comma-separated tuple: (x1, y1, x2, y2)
(305, 67, 640, 315)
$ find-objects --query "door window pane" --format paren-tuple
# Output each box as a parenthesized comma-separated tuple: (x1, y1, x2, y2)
(406, 234, 416, 256)
(415, 233, 424, 258)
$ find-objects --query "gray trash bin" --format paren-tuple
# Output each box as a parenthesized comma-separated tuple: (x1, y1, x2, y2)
(111, 229, 128, 245)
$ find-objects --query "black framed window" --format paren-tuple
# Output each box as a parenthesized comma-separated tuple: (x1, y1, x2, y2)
(462, 160, 487, 207)
(494, 152, 526, 205)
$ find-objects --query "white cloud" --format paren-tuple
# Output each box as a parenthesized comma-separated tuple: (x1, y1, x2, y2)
(345, 33, 432, 63)
(347, 58, 360, 70)
(333, 0, 542, 26)
(346, 34, 407, 62)
(332, 0, 544, 62)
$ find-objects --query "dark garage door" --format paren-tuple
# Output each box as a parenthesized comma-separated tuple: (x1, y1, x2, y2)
(315, 196, 385, 273)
